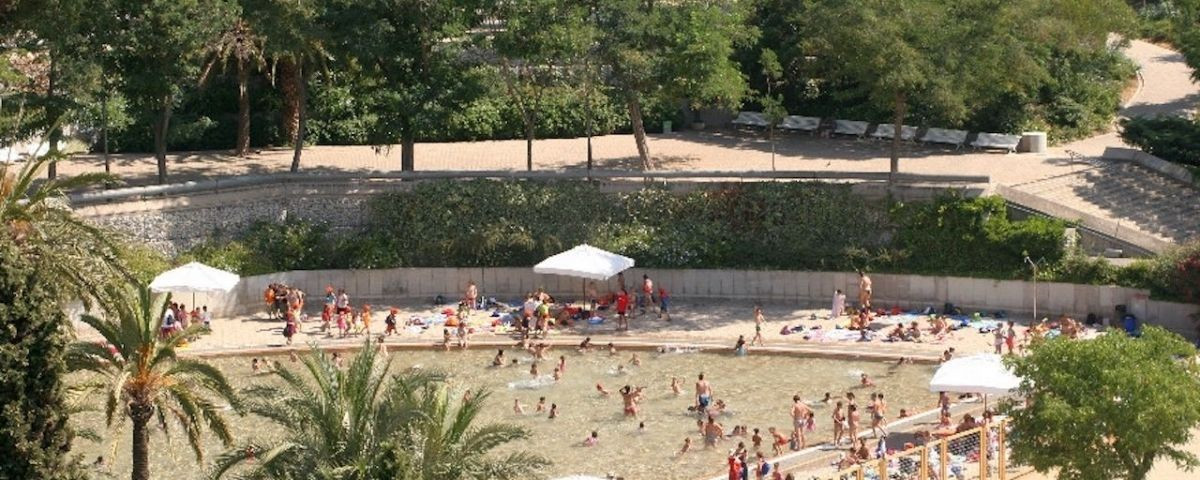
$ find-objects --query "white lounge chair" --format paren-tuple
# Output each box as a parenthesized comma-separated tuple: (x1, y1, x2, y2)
(833, 120, 870, 137)
(732, 111, 770, 128)
(871, 124, 919, 141)
(919, 128, 969, 149)
(780, 115, 821, 133)
(971, 133, 1022, 153)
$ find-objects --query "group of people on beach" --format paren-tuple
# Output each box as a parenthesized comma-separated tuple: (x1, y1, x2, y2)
(160, 301, 211, 337)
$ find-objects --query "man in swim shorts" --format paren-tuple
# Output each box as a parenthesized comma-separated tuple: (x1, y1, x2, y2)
(696, 373, 713, 411)
(704, 416, 724, 447)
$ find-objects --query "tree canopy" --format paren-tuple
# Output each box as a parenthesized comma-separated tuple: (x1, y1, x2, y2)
(1007, 326, 1200, 480)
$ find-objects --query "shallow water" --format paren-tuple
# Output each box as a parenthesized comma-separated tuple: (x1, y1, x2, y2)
(71, 347, 935, 480)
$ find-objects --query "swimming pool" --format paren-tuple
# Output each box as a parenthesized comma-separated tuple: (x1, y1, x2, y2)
(70, 345, 936, 479)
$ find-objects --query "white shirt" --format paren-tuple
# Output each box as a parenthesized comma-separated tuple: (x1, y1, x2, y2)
(162, 310, 175, 328)
(201, 310, 212, 324)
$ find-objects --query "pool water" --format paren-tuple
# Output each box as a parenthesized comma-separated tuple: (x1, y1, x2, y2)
(70, 347, 936, 480)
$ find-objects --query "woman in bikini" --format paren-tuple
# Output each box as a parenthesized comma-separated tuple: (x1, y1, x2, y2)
(847, 404, 860, 443)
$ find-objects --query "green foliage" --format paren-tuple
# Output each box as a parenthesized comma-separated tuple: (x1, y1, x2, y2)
(209, 342, 547, 480)
(0, 243, 85, 480)
(1120, 116, 1200, 168)
(187, 181, 1075, 281)
(1008, 326, 1200, 480)
(889, 194, 1067, 277)
(68, 285, 241, 480)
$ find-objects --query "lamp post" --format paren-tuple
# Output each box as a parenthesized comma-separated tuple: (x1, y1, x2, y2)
(1025, 255, 1038, 322)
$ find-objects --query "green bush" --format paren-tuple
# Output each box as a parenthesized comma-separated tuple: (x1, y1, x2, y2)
(186, 181, 1074, 281)
(1119, 116, 1200, 168)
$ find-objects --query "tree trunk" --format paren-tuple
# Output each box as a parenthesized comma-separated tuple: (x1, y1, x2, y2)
(129, 404, 153, 480)
(889, 91, 908, 188)
(102, 88, 110, 176)
(46, 57, 59, 179)
(625, 95, 652, 170)
(153, 95, 173, 184)
(279, 58, 301, 145)
(524, 112, 535, 171)
(235, 58, 251, 156)
(401, 134, 415, 171)
(290, 63, 306, 173)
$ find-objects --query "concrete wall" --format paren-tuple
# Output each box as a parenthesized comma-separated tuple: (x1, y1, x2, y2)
(192, 268, 1198, 339)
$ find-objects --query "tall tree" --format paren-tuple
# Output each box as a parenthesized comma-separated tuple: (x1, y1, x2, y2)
(325, 0, 489, 171)
(107, 0, 236, 184)
(0, 243, 83, 480)
(588, 0, 749, 170)
(0, 151, 122, 479)
(240, 0, 330, 172)
(68, 285, 241, 480)
(210, 342, 547, 479)
(758, 48, 787, 170)
(1008, 326, 1200, 480)
(6, 0, 104, 179)
(200, 18, 265, 157)
(493, 0, 591, 171)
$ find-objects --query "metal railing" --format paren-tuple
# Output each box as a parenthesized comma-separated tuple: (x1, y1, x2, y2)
(812, 419, 1021, 480)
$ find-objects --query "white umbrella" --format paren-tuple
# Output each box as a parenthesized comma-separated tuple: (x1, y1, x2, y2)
(534, 244, 634, 281)
(149, 262, 241, 306)
(929, 353, 1021, 396)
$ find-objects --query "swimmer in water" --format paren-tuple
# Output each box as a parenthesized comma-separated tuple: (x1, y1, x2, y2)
(679, 437, 692, 455)
(493, 349, 505, 367)
(530, 362, 539, 377)
(638, 421, 646, 433)
(583, 430, 598, 447)
(578, 337, 592, 352)
(608, 342, 617, 356)
(620, 385, 640, 418)
(548, 403, 558, 419)
(821, 392, 832, 404)
(860, 372, 874, 387)
(671, 376, 682, 396)
(553, 366, 563, 382)
(630, 352, 642, 366)
(558, 355, 566, 373)
(535, 396, 546, 413)
(596, 383, 611, 397)
(251, 358, 260, 373)
(513, 399, 525, 414)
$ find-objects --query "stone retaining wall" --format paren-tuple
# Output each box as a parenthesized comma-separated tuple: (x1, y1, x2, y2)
(189, 267, 1198, 340)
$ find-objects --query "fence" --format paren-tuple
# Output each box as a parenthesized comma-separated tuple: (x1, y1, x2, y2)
(808, 419, 1023, 480)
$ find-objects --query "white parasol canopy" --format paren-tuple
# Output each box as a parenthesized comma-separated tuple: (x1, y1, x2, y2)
(929, 353, 1022, 396)
(534, 244, 634, 281)
(149, 262, 241, 294)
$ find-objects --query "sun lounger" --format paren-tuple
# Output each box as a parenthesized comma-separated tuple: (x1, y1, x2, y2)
(970, 133, 1022, 152)
(732, 111, 770, 128)
(871, 124, 919, 141)
(779, 115, 821, 133)
(919, 128, 969, 148)
(833, 119, 870, 137)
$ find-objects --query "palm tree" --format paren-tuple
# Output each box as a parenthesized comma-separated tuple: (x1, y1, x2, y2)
(210, 340, 548, 480)
(200, 18, 265, 157)
(67, 285, 241, 480)
(1, 147, 125, 304)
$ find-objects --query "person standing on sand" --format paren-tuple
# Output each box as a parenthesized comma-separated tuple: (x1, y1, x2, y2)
(464, 280, 478, 313)
(752, 306, 766, 346)
(658, 287, 671, 322)
(831, 289, 846, 318)
(616, 289, 630, 331)
(641, 274, 654, 316)
(1005, 321, 1017, 354)
(857, 271, 872, 309)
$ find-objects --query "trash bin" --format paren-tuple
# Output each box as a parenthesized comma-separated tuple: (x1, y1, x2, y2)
(1019, 132, 1047, 153)
(662, 121, 672, 134)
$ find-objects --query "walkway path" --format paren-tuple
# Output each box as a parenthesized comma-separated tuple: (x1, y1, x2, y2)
(54, 41, 1200, 248)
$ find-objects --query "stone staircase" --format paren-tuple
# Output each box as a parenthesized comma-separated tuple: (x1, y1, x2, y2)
(1006, 158, 1199, 252)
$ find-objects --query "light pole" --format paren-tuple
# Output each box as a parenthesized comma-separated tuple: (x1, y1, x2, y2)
(1025, 255, 1038, 322)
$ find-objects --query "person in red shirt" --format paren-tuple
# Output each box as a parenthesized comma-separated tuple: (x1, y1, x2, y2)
(727, 452, 742, 480)
(616, 289, 630, 331)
